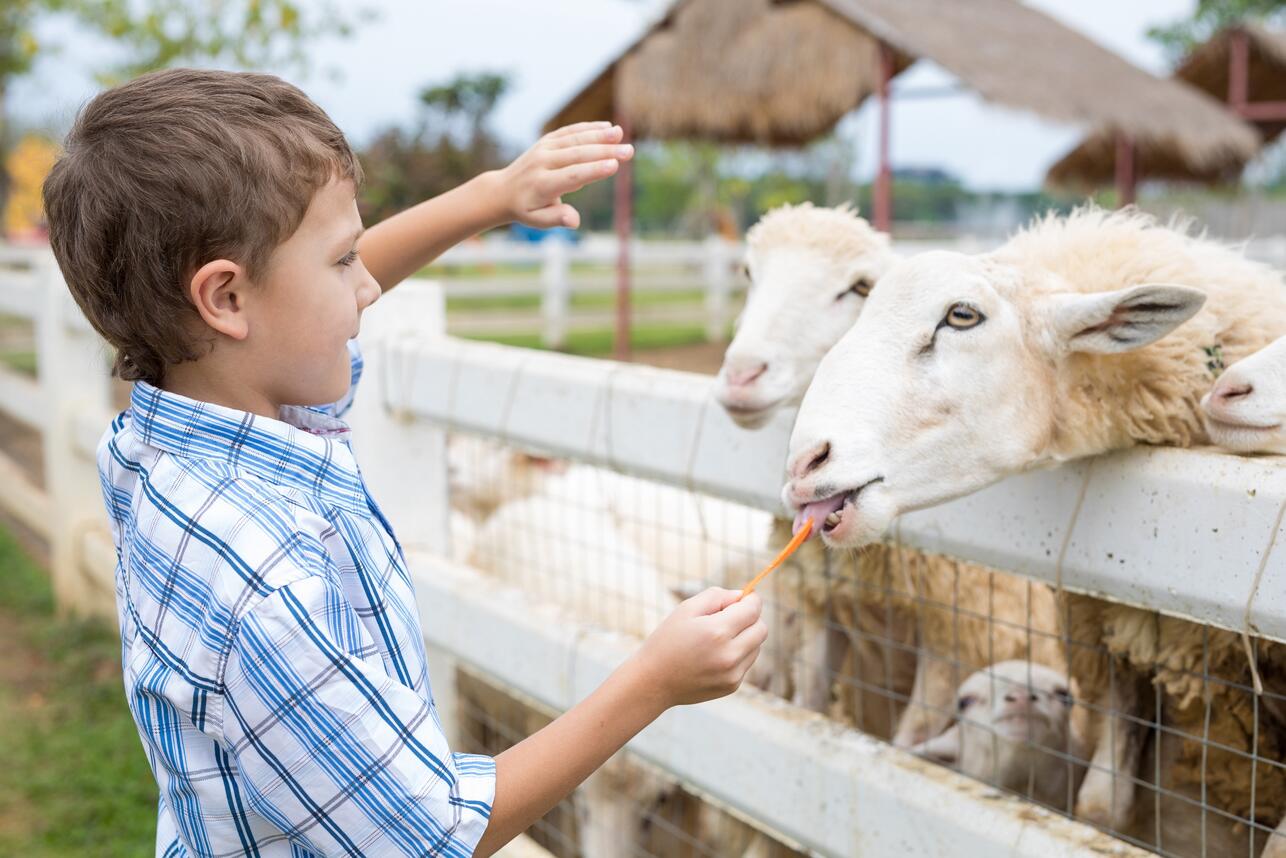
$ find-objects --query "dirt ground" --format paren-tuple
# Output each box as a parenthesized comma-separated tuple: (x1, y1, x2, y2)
(626, 340, 724, 375)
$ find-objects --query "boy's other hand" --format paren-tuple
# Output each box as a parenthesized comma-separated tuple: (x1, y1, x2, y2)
(494, 122, 634, 230)
(631, 588, 768, 708)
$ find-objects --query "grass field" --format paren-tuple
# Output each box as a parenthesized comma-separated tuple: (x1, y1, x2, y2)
(0, 526, 157, 857)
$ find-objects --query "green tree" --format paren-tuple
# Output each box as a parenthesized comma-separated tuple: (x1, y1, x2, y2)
(1, 0, 369, 231)
(358, 72, 513, 226)
(1149, 0, 1286, 61)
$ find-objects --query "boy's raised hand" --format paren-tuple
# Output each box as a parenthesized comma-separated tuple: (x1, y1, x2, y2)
(632, 588, 768, 707)
(496, 122, 634, 230)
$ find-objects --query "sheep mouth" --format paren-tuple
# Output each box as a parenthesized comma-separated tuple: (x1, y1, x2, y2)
(1204, 414, 1282, 433)
(794, 477, 884, 537)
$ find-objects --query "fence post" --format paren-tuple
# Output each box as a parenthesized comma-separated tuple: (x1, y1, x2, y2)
(37, 253, 113, 618)
(540, 236, 570, 349)
(704, 235, 732, 342)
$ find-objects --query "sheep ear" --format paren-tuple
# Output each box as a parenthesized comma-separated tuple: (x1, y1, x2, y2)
(1044, 284, 1206, 355)
(911, 724, 962, 765)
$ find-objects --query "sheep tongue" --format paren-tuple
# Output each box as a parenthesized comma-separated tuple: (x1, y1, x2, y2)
(794, 494, 846, 536)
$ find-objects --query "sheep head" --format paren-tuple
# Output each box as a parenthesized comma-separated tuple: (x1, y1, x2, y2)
(715, 202, 897, 429)
(782, 249, 1205, 548)
(1202, 335, 1286, 455)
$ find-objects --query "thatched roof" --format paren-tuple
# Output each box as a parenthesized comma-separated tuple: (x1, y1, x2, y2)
(545, 0, 913, 146)
(547, 0, 1259, 169)
(1048, 25, 1281, 188)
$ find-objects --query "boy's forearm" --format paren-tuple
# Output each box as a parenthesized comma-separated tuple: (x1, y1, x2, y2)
(473, 656, 669, 856)
(358, 171, 508, 291)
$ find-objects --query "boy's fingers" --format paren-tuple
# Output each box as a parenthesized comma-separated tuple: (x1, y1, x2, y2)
(545, 143, 633, 169)
(544, 121, 614, 141)
(547, 125, 624, 150)
(732, 617, 769, 653)
(729, 645, 762, 685)
(525, 203, 580, 229)
(682, 586, 738, 616)
(541, 160, 620, 198)
(714, 592, 762, 637)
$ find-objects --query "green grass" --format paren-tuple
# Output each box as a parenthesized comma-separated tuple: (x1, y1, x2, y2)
(0, 350, 36, 376)
(464, 322, 713, 356)
(446, 287, 708, 314)
(0, 526, 157, 857)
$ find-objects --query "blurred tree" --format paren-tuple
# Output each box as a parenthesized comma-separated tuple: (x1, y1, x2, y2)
(0, 0, 369, 233)
(1150, 0, 1286, 61)
(4, 132, 57, 236)
(358, 72, 513, 225)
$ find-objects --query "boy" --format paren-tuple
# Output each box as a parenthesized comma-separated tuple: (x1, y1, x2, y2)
(43, 68, 767, 857)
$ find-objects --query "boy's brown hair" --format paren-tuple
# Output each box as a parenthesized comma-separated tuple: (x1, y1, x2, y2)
(43, 68, 362, 384)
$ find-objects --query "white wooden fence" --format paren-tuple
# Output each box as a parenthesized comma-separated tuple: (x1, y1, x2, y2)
(0, 245, 116, 617)
(6, 245, 1286, 856)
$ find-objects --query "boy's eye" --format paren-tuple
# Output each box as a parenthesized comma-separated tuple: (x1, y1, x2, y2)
(338, 250, 359, 267)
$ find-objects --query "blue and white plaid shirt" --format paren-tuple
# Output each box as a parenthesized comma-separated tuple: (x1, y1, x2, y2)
(99, 342, 495, 857)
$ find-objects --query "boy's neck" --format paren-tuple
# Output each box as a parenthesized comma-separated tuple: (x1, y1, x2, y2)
(161, 359, 280, 420)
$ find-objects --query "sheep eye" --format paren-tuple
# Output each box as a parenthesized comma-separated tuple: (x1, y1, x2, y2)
(737, 262, 751, 281)
(956, 694, 978, 712)
(1054, 687, 1073, 706)
(835, 277, 873, 302)
(942, 302, 984, 330)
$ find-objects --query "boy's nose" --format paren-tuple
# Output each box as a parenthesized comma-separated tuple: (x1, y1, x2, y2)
(358, 270, 382, 310)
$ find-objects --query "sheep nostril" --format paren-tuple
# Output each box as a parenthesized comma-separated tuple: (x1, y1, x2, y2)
(725, 362, 769, 388)
(804, 442, 830, 476)
(1218, 381, 1253, 402)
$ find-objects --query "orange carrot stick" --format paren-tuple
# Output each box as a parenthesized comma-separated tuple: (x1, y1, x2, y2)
(738, 518, 813, 599)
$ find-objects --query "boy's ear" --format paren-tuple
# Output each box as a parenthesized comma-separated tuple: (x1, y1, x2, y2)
(189, 259, 250, 340)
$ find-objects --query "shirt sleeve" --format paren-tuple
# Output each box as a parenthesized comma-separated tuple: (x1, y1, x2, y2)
(308, 339, 364, 419)
(221, 573, 495, 857)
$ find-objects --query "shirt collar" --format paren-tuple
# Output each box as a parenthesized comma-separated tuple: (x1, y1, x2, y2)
(129, 381, 368, 515)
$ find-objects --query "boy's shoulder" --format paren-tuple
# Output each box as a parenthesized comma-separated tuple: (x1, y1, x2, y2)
(99, 406, 340, 634)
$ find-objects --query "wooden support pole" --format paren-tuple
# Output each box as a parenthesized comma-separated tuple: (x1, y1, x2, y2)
(614, 114, 633, 362)
(1229, 28, 1250, 111)
(874, 42, 894, 233)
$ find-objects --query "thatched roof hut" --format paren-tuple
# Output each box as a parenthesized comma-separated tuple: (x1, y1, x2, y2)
(547, 0, 1258, 171)
(1049, 25, 1279, 189)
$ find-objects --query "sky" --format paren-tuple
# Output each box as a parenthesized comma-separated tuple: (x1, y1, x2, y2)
(9, 0, 1197, 191)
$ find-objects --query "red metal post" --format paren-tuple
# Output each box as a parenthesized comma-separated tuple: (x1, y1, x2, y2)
(1229, 28, 1250, 111)
(1115, 131, 1136, 207)
(873, 42, 894, 233)
(614, 114, 633, 361)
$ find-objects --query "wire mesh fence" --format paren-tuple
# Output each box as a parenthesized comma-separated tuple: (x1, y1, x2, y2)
(442, 428, 1286, 858)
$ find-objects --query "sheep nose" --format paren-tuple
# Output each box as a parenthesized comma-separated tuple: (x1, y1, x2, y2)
(723, 361, 769, 388)
(1212, 378, 1253, 404)
(789, 441, 831, 480)
(1004, 691, 1039, 703)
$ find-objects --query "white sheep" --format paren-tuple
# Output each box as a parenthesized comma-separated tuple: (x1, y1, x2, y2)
(1202, 333, 1286, 454)
(783, 205, 1286, 843)
(910, 660, 1085, 812)
(715, 202, 898, 429)
(716, 202, 1065, 749)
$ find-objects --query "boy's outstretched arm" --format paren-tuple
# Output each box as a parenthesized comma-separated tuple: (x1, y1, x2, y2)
(473, 588, 768, 857)
(358, 122, 634, 290)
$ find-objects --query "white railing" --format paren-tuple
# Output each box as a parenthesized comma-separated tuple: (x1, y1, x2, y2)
(433, 236, 743, 346)
(0, 245, 116, 617)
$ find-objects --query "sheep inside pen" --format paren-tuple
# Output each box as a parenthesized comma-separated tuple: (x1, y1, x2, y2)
(441, 430, 1138, 855)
